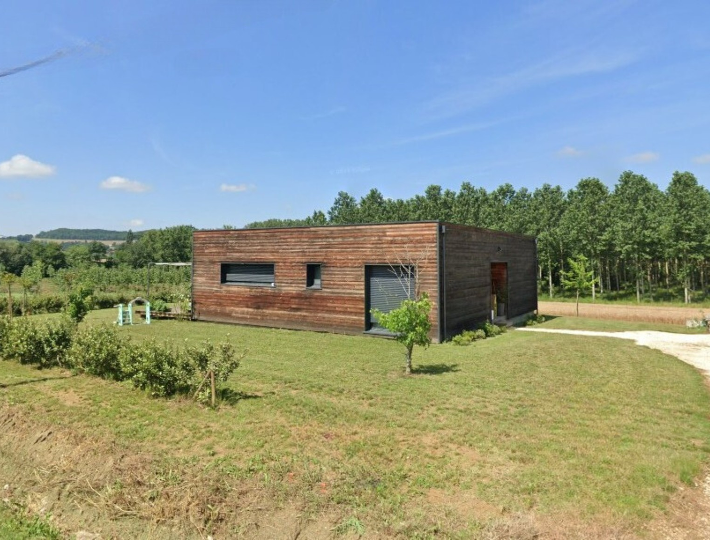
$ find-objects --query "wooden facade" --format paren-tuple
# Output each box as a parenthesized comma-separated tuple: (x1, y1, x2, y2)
(192, 222, 537, 341)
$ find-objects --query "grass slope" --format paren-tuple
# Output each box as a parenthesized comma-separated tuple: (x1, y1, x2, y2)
(2, 311, 710, 537)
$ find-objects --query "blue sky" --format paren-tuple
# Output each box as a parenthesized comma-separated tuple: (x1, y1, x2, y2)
(2, 0, 710, 235)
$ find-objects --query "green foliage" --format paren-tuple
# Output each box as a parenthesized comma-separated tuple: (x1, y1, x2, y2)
(150, 299, 169, 312)
(451, 328, 487, 345)
(187, 339, 245, 404)
(480, 321, 503, 337)
(0, 316, 75, 368)
(66, 285, 94, 323)
(371, 293, 432, 374)
(525, 313, 547, 326)
(121, 338, 195, 397)
(561, 255, 598, 316)
(68, 324, 126, 379)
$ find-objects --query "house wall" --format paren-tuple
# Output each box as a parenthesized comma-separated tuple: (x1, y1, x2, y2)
(192, 223, 441, 338)
(440, 223, 538, 338)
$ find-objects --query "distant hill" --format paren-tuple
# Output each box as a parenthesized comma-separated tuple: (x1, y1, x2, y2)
(36, 228, 134, 241)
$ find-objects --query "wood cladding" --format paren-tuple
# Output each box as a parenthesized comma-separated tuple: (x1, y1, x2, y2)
(440, 223, 537, 337)
(193, 223, 441, 339)
(192, 222, 538, 342)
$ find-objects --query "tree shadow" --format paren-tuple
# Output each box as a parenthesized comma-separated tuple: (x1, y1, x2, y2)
(218, 388, 264, 405)
(0, 374, 76, 389)
(412, 363, 460, 375)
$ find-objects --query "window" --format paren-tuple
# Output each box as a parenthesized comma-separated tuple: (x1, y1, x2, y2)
(306, 263, 322, 289)
(221, 263, 275, 286)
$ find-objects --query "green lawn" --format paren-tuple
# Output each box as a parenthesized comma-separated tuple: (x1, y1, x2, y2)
(2, 311, 710, 538)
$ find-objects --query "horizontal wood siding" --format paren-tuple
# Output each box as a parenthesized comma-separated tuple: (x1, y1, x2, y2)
(193, 223, 440, 339)
(441, 223, 537, 338)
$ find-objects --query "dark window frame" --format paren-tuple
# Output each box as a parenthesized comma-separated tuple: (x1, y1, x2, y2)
(220, 262, 275, 287)
(305, 263, 323, 290)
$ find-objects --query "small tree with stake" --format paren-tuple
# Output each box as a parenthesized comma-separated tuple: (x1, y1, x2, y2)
(561, 255, 597, 316)
(371, 292, 432, 375)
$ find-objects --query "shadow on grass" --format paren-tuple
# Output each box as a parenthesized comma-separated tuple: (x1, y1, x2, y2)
(412, 363, 460, 375)
(219, 388, 264, 405)
(0, 374, 76, 389)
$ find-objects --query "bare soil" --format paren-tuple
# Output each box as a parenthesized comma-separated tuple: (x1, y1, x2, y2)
(539, 301, 710, 325)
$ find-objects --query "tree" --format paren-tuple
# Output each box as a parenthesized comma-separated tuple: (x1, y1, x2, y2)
(561, 255, 597, 316)
(371, 293, 432, 375)
(328, 191, 360, 224)
(1, 271, 17, 317)
(19, 262, 43, 314)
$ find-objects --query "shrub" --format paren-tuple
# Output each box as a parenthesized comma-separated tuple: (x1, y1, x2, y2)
(451, 328, 487, 345)
(188, 340, 244, 404)
(68, 324, 126, 379)
(0, 316, 75, 367)
(121, 338, 195, 397)
(480, 321, 503, 338)
(0, 297, 22, 317)
(30, 295, 65, 314)
(66, 285, 94, 323)
(150, 299, 170, 313)
(525, 313, 546, 326)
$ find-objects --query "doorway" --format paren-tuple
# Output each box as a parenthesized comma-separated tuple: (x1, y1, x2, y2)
(491, 262, 508, 320)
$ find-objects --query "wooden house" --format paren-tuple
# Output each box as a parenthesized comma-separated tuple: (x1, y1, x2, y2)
(192, 222, 537, 341)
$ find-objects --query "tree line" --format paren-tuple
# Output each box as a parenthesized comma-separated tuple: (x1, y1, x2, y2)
(243, 171, 710, 304)
(0, 225, 194, 276)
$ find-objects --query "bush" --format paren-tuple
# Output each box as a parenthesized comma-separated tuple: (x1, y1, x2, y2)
(68, 324, 126, 379)
(451, 328, 487, 345)
(121, 338, 195, 397)
(92, 292, 133, 309)
(150, 299, 170, 313)
(66, 286, 94, 323)
(525, 313, 546, 326)
(30, 295, 65, 314)
(0, 316, 76, 367)
(0, 297, 22, 317)
(188, 340, 243, 404)
(480, 321, 503, 337)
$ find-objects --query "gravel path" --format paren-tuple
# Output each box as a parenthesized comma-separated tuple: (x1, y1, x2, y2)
(518, 328, 710, 375)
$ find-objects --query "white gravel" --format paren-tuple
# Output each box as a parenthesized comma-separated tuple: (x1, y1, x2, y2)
(518, 328, 710, 375)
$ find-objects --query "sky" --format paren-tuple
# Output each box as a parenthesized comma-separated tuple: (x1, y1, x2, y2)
(2, 0, 710, 235)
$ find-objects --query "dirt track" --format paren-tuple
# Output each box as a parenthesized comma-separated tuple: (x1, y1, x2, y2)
(539, 301, 710, 325)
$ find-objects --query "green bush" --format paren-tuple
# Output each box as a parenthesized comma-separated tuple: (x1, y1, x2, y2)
(0, 297, 22, 317)
(121, 338, 195, 397)
(480, 321, 503, 337)
(150, 299, 170, 313)
(0, 316, 75, 367)
(525, 313, 546, 326)
(188, 340, 243, 404)
(30, 294, 65, 314)
(451, 328, 487, 345)
(68, 324, 126, 379)
(66, 285, 94, 323)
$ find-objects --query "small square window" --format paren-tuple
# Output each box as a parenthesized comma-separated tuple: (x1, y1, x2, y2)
(306, 264, 322, 289)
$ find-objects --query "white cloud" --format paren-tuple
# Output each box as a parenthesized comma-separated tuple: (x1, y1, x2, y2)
(100, 176, 150, 193)
(0, 154, 56, 178)
(557, 146, 583, 157)
(129, 219, 144, 227)
(626, 151, 659, 163)
(693, 154, 710, 164)
(220, 183, 255, 193)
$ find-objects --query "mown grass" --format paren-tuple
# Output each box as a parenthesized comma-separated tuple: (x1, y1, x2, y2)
(2, 311, 710, 536)
(537, 315, 708, 334)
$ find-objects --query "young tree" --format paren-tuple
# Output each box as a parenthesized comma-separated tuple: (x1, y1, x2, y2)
(371, 293, 432, 375)
(1, 271, 17, 317)
(561, 255, 597, 316)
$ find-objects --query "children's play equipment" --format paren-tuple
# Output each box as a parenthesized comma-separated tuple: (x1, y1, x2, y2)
(117, 298, 151, 325)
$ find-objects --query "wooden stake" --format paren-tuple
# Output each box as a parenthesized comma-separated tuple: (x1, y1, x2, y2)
(210, 370, 216, 408)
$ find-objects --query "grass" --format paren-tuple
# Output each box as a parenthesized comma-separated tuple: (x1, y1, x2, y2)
(0, 506, 61, 540)
(541, 288, 710, 308)
(2, 311, 710, 537)
(536, 314, 708, 334)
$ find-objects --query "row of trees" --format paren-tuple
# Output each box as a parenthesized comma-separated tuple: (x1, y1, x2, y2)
(244, 171, 710, 303)
(0, 225, 195, 276)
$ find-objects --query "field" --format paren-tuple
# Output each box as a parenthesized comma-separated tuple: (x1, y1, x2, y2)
(539, 300, 710, 326)
(1, 312, 710, 538)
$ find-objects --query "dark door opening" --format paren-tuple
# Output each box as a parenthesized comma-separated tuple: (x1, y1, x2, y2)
(491, 262, 508, 320)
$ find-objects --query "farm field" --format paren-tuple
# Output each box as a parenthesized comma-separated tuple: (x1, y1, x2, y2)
(1, 312, 710, 538)
(538, 300, 710, 326)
